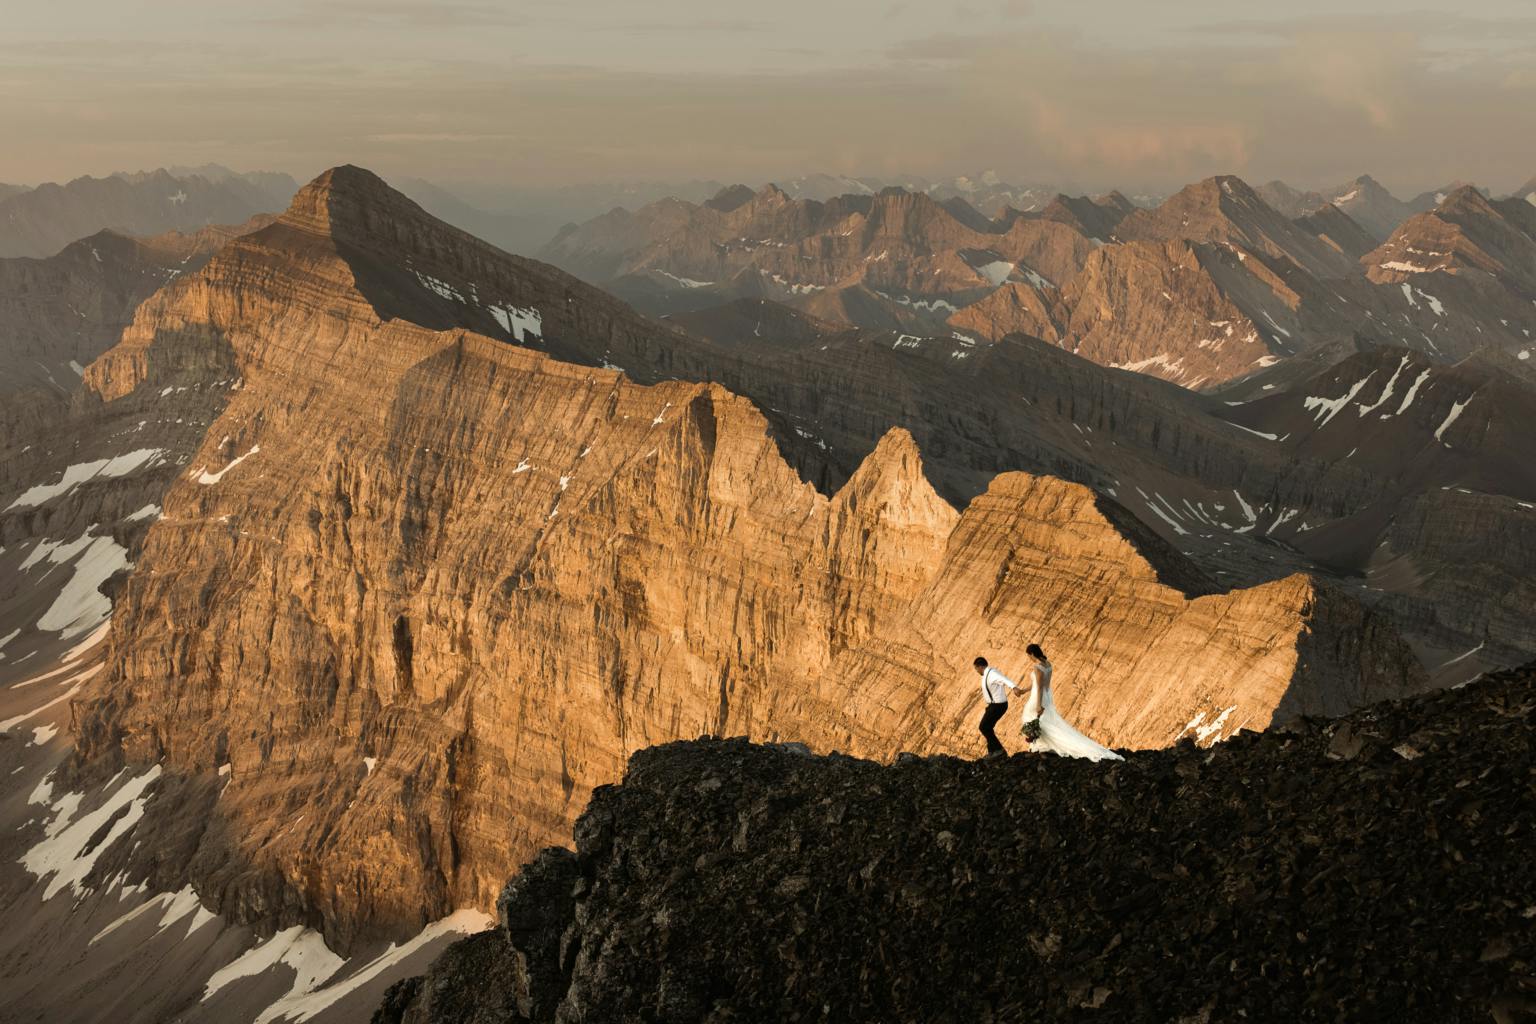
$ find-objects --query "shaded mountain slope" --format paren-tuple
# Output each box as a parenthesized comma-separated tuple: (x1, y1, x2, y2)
(1326, 174, 1414, 240)
(0, 215, 272, 441)
(1018, 190, 1136, 240)
(1297, 202, 1379, 262)
(1218, 345, 1536, 668)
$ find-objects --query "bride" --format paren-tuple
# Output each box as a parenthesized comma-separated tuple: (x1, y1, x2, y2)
(1019, 643, 1123, 761)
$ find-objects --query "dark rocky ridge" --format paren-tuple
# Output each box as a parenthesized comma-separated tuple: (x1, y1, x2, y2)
(377, 663, 1536, 1023)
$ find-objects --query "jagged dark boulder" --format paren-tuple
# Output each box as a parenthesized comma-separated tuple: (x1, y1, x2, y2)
(370, 932, 525, 1024)
(378, 664, 1536, 1023)
(497, 847, 581, 1019)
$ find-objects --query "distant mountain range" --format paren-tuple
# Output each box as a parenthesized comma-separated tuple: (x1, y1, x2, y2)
(0, 165, 295, 258)
(537, 170, 1536, 392)
(767, 170, 1120, 214)
(387, 172, 1151, 259)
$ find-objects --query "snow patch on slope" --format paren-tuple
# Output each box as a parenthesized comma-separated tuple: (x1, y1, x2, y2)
(92, 885, 219, 945)
(1303, 372, 1376, 427)
(1181, 705, 1238, 744)
(490, 304, 543, 342)
(5, 449, 168, 510)
(974, 260, 1014, 286)
(193, 445, 260, 485)
(20, 767, 163, 901)
(22, 531, 131, 639)
(875, 291, 960, 315)
(653, 269, 713, 289)
(1434, 397, 1472, 445)
(1355, 355, 1410, 417)
(203, 910, 492, 1024)
(1393, 368, 1432, 416)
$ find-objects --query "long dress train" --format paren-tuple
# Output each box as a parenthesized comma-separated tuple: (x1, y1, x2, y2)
(1019, 663, 1123, 762)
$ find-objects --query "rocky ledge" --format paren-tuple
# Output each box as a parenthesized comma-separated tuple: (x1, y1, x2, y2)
(377, 665, 1535, 1023)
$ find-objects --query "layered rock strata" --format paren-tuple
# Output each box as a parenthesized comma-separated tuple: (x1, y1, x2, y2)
(51, 168, 1420, 952)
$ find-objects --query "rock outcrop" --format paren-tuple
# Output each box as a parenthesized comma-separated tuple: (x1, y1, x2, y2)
(377, 662, 1536, 1024)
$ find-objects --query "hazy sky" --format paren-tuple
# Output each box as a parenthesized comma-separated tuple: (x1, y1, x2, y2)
(3, 0, 1535, 194)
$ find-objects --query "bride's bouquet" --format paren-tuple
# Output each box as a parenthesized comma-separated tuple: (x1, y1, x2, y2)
(1021, 717, 1043, 742)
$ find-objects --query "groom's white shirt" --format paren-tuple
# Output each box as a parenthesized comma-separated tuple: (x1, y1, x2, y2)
(980, 667, 1017, 704)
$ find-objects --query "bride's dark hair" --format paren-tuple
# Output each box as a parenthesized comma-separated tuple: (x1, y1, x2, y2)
(1026, 643, 1047, 661)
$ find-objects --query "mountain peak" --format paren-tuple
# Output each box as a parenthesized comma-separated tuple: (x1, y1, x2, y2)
(305, 163, 388, 195)
(279, 164, 449, 249)
(1438, 183, 1493, 211)
(285, 165, 394, 225)
(1328, 175, 1394, 206)
(704, 184, 756, 213)
(1213, 175, 1267, 205)
(1148, 175, 1262, 212)
(1140, 174, 1261, 214)
(1114, 173, 1360, 277)
(833, 426, 956, 528)
(755, 182, 792, 204)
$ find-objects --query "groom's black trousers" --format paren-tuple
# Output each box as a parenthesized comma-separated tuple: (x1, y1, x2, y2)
(979, 701, 1008, 755)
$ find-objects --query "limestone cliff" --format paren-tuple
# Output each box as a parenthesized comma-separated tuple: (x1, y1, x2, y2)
(53, 168, 1422, 952)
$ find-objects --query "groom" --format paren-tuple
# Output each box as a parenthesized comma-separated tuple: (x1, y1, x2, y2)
(973, 656, 1018, 759)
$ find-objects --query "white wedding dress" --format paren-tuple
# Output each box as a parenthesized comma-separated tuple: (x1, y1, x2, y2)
(1019, 662, 1124, 761)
